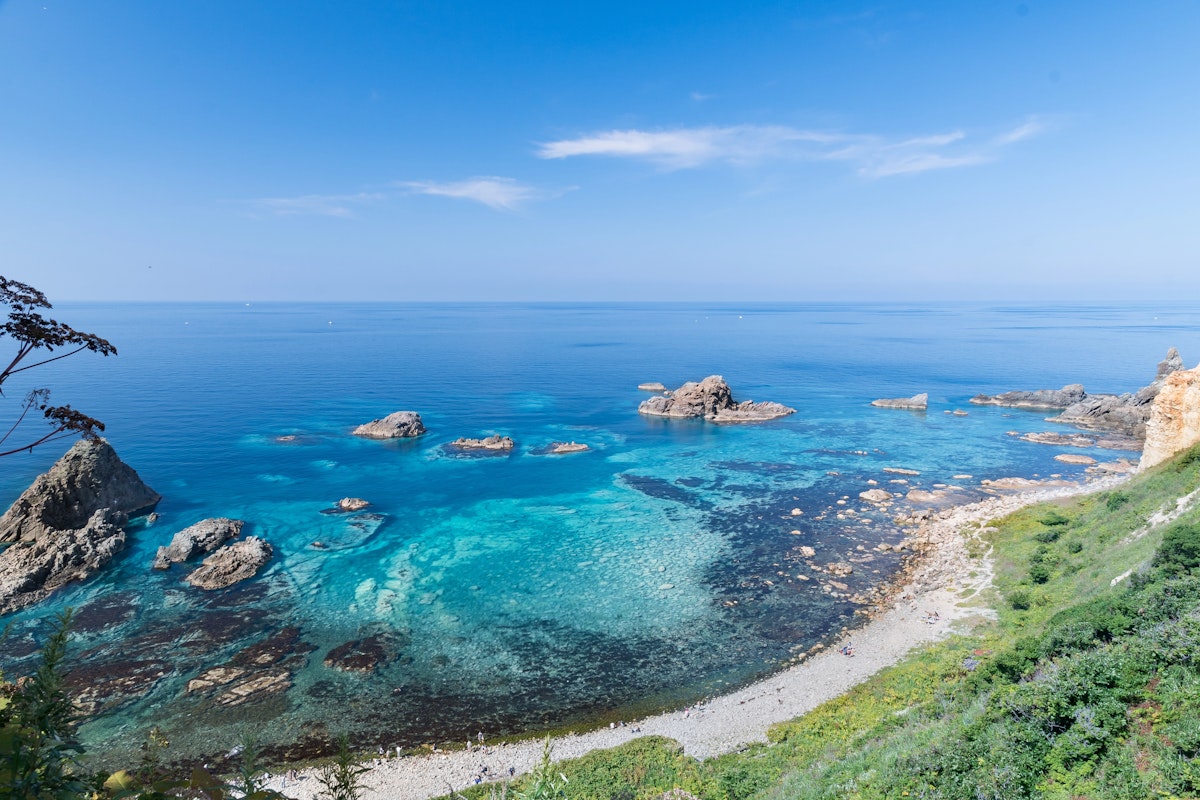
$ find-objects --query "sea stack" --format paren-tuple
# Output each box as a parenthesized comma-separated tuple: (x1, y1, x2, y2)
(0, 438, 160, 613)
(638, 375, 795, 423)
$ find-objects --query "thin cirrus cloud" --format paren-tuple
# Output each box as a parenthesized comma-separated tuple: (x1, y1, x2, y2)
(537, 118, 1048, 178)
(246, 192, 384, 218)
(398, 177, 542, 211)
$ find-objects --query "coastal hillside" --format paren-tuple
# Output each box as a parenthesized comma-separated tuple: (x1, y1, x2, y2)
(470, 442, 1200, 800)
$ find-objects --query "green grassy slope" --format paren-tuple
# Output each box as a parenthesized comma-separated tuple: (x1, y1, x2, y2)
(484, 444, 1200, 800)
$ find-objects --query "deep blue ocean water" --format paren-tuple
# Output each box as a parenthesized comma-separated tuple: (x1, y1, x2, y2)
(1, 302, 1196, 764)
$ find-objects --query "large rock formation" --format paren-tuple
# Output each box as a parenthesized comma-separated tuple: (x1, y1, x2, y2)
(0, 438, 160, 544)
(638, 376, 795, 423)
(0, 439, 159, 614)
(352, 411, 426, 439)
(184, 537, 272, 590)
(871, 393, 928, 410)
(971, 348, 1185, 440)
(152, 518, 243, 570)
(1140, 363, 1200, 469)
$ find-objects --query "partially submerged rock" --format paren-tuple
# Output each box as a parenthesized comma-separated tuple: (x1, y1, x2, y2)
(324, 635, 390, 673)
(352, 411, 426, 439)
(1141, 361, 1200, 469)
(1055, 453, 1097, 465)
(638, 375, 794, 423)
(337, 497, 370, 512)
(548, 441, 589, 454)
(637, 382, 667, 392)
(184, 537, 272, 590)
(871, 393, 928, 410)
(0, 439, 159, 614)
(451, 435, 515, 451)
(859, 489, 894, 504)
(152, 517, 243, 570)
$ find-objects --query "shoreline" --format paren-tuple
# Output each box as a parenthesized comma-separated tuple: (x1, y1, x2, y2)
(268, 469, 1134, 800)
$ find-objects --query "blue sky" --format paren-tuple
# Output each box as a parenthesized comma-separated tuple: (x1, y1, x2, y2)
(1, 1, 1197, 301)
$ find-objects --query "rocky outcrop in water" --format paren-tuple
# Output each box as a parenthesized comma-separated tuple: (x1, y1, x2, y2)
(1140, 362, 1200, 469)
(548, 441, 589, 454)
(152, 517, 243, 569)
(184, 537, 273, 590)
(337, 497, 370, 511)
(352, 411, 426, 439)
(451, 435, 515, 451)
(0, 438, 160, 544)
(970, 384, 1087, 410)
(638, 376, 795, 423)
(871, 393, 928, 410)
(971, 348, 1185, 440)
(638, 382, 667, 392)
(0, 439, 159, 614)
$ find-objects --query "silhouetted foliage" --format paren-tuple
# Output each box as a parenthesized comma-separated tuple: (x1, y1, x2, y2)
(0, 275, 116, 457)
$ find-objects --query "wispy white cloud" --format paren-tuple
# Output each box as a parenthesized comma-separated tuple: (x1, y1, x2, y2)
(538, 125, 839, 169)
(538, 117, 1048, 179)
(398, 177, 542, 211)
(247, 192, 384, 218)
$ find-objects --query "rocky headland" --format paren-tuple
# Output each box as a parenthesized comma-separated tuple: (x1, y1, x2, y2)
(970, 348, 1184, 439)
(1141, 359, 1200, 469)
(870, 393, 928, 410)
(353, 411, 427, 439)
(0, 438, 159, 614)
(638, 375, 795, 423)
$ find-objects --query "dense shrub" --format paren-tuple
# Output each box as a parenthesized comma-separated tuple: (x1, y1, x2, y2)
(1153, 521, 1200, 576)
(1105, 491, 1131, 512)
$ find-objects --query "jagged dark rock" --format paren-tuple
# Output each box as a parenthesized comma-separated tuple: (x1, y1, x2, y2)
(871, 393, 928, 410)
(0, 439, 159, 614)
(184, 536, 273, 590)
(638, 375, 795, 423)
(152, 517, 243, 569)
(352, 411, 426, 439)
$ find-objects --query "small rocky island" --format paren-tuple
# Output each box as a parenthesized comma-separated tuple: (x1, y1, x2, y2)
(451, 435, 515, 451)
(637, 381, 667, 392)
(548, 441, 589, 454)
(0, 438, 160, 614)
(970, 348, 1185, 440)
(638, 375, 795, 423)
(871, 393, 928, 410)
(352, 410, 426, 439)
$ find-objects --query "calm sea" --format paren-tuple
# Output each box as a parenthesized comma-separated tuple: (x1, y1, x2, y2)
(1, 302, 1196, 764)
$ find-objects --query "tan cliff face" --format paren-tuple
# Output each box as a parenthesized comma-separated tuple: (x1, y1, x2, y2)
(1140, 365, 1200, 470)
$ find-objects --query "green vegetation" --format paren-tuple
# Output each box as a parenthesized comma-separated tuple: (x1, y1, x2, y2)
(6, 444, 1200, 799)
(473, 443, 1200, 800)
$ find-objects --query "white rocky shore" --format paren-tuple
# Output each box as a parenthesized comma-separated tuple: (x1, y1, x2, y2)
(268, 471, 1134, 800)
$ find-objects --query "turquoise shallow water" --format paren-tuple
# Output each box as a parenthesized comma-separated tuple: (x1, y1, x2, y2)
(0, 302, 1195, 765)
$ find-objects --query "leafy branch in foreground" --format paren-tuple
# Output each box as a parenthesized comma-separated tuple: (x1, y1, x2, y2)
(0, 275, 116, 457)
(315, 734, 372, 800)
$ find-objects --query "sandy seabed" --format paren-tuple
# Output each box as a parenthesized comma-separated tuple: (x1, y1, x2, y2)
(268, 472, 1134, 800)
